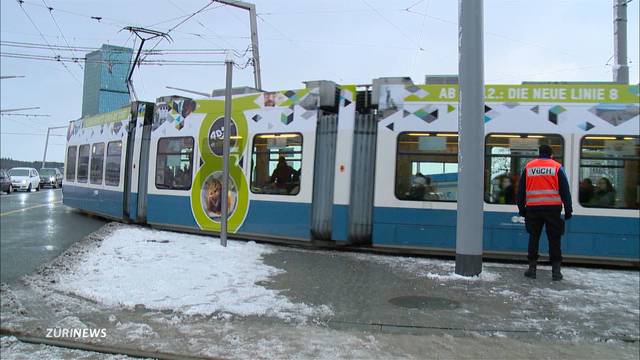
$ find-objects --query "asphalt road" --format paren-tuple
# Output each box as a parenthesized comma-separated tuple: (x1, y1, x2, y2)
(0, 188, 106, 283)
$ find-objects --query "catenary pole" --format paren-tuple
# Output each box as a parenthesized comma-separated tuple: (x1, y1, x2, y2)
(42, 127, 51, 169)
(613, 0, 629, 84)
(455, 0, 484, 276)
(220, 51, 234, 247)
(41, 125, 67, 169)
(214, 0, 261, 89)
(247, 3, 262, 90)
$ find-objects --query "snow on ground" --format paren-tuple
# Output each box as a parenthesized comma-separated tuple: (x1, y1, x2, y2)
(50, 227, 332, 321)
(6, 224, 638, 359)
(348, 251, 503, 281)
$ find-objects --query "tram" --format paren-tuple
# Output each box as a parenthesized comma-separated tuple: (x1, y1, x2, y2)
(62, 78, 640, 266)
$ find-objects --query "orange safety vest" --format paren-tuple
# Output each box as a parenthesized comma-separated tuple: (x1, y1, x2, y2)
(524, 158, 563, 207)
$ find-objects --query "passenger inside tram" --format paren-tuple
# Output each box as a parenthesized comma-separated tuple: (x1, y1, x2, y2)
(592, 177, 616, 207)
(406, 173, 427, 200)
(270, 156, 298, 193)
(488, 174, 517, 204)
(498, 175, 516, 205)
(579, 178, 595, 204)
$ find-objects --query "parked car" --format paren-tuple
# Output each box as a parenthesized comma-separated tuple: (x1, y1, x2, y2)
(0, 169, 12, 194)
(39, 168, 63, 188)
(8, 167, 40, 192)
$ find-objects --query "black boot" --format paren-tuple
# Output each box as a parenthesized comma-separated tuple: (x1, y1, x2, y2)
(524, 261, 536, 279)
(552, 262, 563, 281)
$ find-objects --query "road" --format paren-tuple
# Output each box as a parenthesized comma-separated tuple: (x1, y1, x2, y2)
(0, 188, 106, 283)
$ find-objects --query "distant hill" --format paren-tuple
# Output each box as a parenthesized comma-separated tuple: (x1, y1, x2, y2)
(0, 157, 64, 171)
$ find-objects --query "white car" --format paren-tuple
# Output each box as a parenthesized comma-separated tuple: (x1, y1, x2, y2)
(8, 167, 41, 192)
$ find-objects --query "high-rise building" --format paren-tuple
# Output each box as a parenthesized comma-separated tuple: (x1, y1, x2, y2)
(81, 44, 133, 117)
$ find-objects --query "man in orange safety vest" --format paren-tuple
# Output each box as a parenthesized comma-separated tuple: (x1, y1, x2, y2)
(516, 144, 573, 281)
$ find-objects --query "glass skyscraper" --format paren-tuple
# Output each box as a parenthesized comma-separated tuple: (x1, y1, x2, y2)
(81, 44, 133, 117)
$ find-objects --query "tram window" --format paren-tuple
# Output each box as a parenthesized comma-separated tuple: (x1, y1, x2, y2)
(66, 146, 77, 181)
(90, 143, 105, 185)
(579, 135, 639, 209)
(105, 141, 122, 186)
(251, 133, 302, 195)
(395, 132, 459, 202)
(484, 134, 564, 205)
(77, 144, 90, 183)
(155, 137, 194, 190)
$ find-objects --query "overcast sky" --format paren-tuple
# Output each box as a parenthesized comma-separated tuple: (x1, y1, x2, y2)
(1, 0, 638, 163)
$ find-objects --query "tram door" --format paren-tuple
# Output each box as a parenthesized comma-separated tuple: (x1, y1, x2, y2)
(347, 112, 377, 245)
(310, 113, 338, 241)
(308, 81, 341, 242)
(123, 102, 154, 223)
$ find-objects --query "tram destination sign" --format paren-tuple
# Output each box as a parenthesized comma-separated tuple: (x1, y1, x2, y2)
(404, 84, 640, 104)
(82, 107, 130, 128)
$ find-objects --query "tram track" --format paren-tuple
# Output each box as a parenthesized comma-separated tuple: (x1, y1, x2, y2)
(0, 328, 224, 360)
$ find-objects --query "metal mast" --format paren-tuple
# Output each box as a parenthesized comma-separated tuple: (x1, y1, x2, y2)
(455, 0, 485, 276)
(613, 0, 629, 84)
(215, 0, 262, 90)
(220, 52, 234, 247)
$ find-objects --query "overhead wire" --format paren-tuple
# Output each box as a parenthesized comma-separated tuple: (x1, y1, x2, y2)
(1, 116, 45, 132)
(1, 51, 227, 66)
(256, 14, 344, 81)
(359, 0, 448, 61)
(223, 4, 251, 32)
(361, 0, 423, 51)
(16, 0, 81, 83)
(18, 0, 128, 29)
(490, 64, 608, 82)
(0, 40, 232, 54)
(0, 29, 133, 43)
(258, 3, 592, 60)
(40, 0, 82, 69)
(0, 131, 65, 136)
(402, 7, 579, 59)
(0, 113, 50, 117)
(409, 0, 429, 76)
(2, 33, 425, 52)
(139, 0, 220, 65)
(164, 0, 241, 54)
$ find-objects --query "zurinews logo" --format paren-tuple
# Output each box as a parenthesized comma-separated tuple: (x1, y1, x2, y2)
(46, 328, 107, 338)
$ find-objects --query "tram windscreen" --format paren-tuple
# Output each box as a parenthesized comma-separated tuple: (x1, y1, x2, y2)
(66, 146, 77, 181)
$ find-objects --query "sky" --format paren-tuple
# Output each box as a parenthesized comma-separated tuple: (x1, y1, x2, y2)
(1, 0, 639, 163)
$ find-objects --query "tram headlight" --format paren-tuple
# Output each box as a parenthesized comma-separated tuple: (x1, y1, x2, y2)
(50, 177, 55, 182)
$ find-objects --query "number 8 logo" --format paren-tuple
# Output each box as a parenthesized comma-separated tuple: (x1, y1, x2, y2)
(190, 96, 260, 233)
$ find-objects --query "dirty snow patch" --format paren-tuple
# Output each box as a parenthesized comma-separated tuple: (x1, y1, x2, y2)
(52, 227, 332, 321)
(349, 252, 500, 282)
(423, 271, 500, 282)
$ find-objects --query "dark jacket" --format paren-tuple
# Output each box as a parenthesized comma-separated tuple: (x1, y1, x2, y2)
(516, 156, 572, 216)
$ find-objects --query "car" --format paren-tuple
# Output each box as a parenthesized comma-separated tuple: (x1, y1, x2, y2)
(0, 169, 12, 194)
(39, 168, 63, 188)
(8, 167, 40, 192)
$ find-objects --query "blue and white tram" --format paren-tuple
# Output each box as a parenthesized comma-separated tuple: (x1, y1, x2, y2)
(62, 79, 640, 266)
(63, 102, 154, 221)
(371, 79, 639, 266)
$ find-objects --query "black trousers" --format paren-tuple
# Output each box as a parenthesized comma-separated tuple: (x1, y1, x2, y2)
(525, 210, 564, 263)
